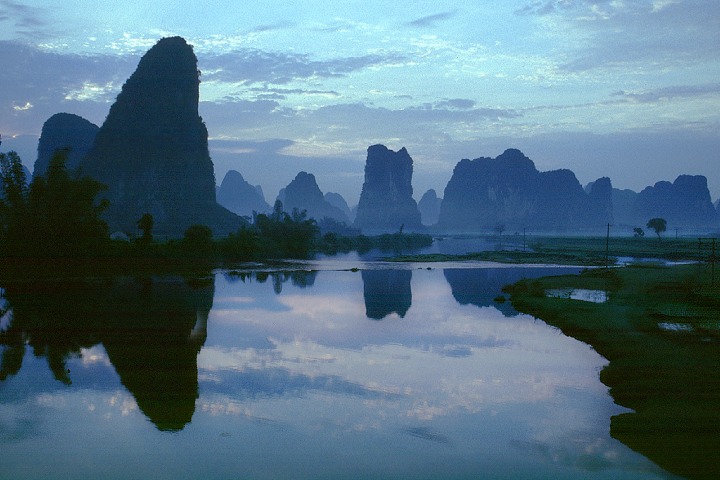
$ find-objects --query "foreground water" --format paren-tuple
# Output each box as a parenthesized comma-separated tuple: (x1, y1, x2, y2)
(0, 263, 677, 479)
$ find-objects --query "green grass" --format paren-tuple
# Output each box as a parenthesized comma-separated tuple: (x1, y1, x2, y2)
(387, 250, 610, 266)
(387, 234, 714, 265)
(504, 263, 720, 479)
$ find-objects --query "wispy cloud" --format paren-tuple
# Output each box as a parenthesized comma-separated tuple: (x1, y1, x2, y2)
(406, 10, 459, 28)
(611, 83, 720, 103)
(201, 49, 408, 85)
(0, 0, 49, 39)
(517, 1, 720, 72)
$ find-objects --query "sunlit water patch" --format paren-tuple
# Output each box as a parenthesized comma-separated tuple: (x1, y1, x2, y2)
(0, 267, 675, 479)
(546, 288, 609, 303)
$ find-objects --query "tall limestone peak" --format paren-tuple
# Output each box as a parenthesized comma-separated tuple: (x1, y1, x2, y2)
(217, 170, 270, 217)
(282, 171, 349, 223)
(354, 145, 421, 232)
(438, 149, 611, 232)
(34, 113, 99, 177)
(324, 192, 353, 222)
(586, 177, 614, 226)
(632, 175, 717, 228)
(418, 189, 442, 226)
(81, 36, 239, 236)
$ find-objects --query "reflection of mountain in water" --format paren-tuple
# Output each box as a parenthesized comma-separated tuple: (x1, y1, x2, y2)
(361, 270, 412, 320)
(0, 275, 213, 431)
(444, 267, 580, 317)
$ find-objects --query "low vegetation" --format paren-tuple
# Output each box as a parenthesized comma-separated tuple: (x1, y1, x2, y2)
(503, 263, 720, 479)
(388, 233, 714, 265)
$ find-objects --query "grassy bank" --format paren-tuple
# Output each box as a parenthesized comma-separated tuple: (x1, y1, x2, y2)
(503, 263, 720, 479)
(387, 234, 714, 265)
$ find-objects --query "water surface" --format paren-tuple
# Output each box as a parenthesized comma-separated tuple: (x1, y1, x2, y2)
(0, 265, 676, 479)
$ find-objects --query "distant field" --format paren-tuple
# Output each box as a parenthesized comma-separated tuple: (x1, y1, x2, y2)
(389, 234, 716, 265)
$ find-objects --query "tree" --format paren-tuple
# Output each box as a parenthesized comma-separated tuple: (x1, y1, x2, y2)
(646, 218, 667, 240)
(633, 227, 645, 238)
(0, 150, 29, 250)
(137, 213, 154, 243)
(182, 224, 213, 255)
(1, 149, 109, 257)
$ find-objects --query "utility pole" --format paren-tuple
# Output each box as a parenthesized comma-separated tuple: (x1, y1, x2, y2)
(605, 223, 611, 269)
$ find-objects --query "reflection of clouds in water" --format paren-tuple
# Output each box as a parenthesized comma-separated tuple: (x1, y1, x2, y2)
(202, 269, 612, 430)
(510, 433, 664, 476)
(80, 346, 112, 368)
(199, 328, 609, 425)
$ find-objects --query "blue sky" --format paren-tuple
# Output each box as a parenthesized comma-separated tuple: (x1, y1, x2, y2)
(1, 0, 719, 204)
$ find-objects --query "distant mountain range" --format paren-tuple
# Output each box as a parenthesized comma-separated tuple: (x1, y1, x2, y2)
(23, 36, 720, 236)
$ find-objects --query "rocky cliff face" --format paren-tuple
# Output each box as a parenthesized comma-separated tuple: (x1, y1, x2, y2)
(34, 113, 99, 177)
(585, 177, 614, 226)
(217, 170, 270, 217)
(611, 188, 639, 226)
(282, 171, 349, 223)
(631, 175, 717, 228)
(438, 149, 612, 231)
(418, 189, 442, 226)
(354, 145, 421, 232)
(80, 37, 239, 236)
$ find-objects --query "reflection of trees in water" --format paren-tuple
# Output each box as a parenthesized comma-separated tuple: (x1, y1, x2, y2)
(223, 270, 317, 294)
(361, 270, 412, 320)
(0, 274, 214, 432)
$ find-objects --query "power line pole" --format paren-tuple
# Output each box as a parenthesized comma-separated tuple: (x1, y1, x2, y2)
(605, 223, 611, 269)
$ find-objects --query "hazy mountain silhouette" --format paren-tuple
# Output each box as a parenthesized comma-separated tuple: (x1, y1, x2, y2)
(418, 188, 442, 226)
(324, 192, 354, 222)
(34, 113, 99, 177)
(217, 169, 270, 217)
(361, 269, 412, 320)
(611, 188, 640, 227)
(631, 175, 718, 228)
(438, 149, 613, 231)
(354, 145, 422, 233)
(282, 171, 350, 223)
(79, 36, 241, 236)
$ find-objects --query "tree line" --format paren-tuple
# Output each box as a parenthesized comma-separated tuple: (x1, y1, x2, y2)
(0, 143, 431, 263)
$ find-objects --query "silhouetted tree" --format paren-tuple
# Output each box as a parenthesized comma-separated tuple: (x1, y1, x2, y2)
(0, 150, 29, 251)
(182, 224, 213, 255)
(1, 149, 109, 257)
(26, 149, 109, 256)
(253, 200, 319, 258)
(647, 218, 667, 240)
(137, 213, 154, 243)
(633, 227, 645, 238)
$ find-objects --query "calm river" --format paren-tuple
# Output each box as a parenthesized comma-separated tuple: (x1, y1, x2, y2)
(0, 260, 678, 479)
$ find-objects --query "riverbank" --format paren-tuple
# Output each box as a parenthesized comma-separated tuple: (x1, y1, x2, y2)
(386, 235, 714, 266)
(503, 263, 720, 479)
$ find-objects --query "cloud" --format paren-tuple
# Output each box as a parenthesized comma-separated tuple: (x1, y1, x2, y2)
(517, 1, 720, 71)
(0, 0, 48, 38)
(611, 83, 720, 103)
(434, 98, 477, 110)
(201, 49, 408, 85)
(406, 10, 459, 27)
(0, 41, 137, 133)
